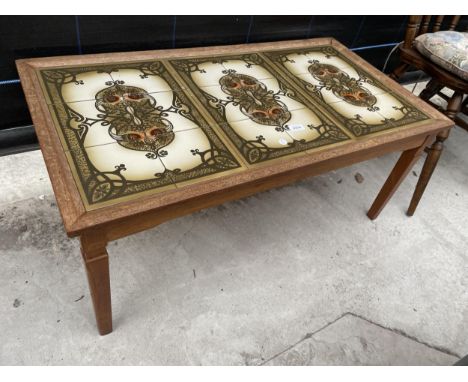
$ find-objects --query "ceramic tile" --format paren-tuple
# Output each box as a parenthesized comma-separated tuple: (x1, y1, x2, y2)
(39, 61, 243, 209)
(46, 88, 205, 153)
(40, 70, 114, 104)
(39, 60, 186, 105)
(64, 144, 177, 209)
(264, 46, 429, 137)
(295, 70, 388, 105)
(276, 51, 354, 77)
(109, 67, 186, 93)
(36, 44, 431, 209)
(170, 53, 350, 165)
(317, 92, 427, 137)
(158, 127, 242, 187)
(220, 58, 276, 81)
(196, 77, 307, 124)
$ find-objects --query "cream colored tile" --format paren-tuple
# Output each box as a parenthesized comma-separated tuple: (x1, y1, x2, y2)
(321, 91, 409, 128)
(189, 61, 228, 87)
(373, 93, 407, 120)
(296, 72, 387, 105)
(196, 77, 308, 124)
(226, 119, 294, 149)
(221, 59, 275, 80)
(63, 98, 102, 120)
(83, 121, 115, 147)
(281, 52, 354, 76)
(109, 68, 179, 93)
(283, 108, 324, 143)
(374, 94, 415, 123)
(329, 100, 385, 126)
(148, 90, 178, 111)
(305, 51, 353, 69)
(82, 109, 200, 149)
(51, 93, 202, 150)
(83, 142, 168, 182)
(60, 70, 114, 103)
(159, 128, 212, 173)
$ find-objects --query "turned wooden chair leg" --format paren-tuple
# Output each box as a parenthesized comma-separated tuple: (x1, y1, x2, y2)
(367, 135, 433, 220)
(407, 91, 463, 216)
(80, 232, 112, 335)
(390, 62, 409, 81)
(419, 78, 444, 101)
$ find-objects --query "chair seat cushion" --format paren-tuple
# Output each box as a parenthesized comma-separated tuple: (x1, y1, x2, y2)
(414, 31, 468, 81)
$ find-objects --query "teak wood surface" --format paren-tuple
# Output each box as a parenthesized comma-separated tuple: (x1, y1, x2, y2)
(16, 38, 453, 335)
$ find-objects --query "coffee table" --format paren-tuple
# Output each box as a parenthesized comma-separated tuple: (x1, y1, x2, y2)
(16, 38, 452, 335)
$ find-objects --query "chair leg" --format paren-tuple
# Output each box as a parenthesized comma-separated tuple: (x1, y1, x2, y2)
(419, 79, 443, 101)
(407, 91, 463, 216)
(390, 63, 409, 81)
(406, 133, 447, 216)
(455, 97, 468, 132)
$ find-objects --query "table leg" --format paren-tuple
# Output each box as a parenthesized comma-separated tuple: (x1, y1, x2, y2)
(80, 233, 112, 335)
(367, 135, 434, 220)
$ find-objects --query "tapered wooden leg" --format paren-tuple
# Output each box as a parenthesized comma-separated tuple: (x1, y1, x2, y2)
(406, 92, 462, 216)
(80, 232, 112, 335)
(367, 135, 434, 220)
(390, 63, 409, 80)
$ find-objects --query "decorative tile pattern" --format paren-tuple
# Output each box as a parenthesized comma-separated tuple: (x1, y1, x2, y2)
(39, 61, 241, 209)
(37, 44, 431, 210)
(169, 53, 350, 164)
(264, 46, 429, 136)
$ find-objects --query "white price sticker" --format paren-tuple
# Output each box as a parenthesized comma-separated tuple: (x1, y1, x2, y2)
(287, 124, 305, 132)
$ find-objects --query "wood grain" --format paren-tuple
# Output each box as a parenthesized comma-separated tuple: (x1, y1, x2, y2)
(16, 38, 454, 335)
(16, 38, 453, 237)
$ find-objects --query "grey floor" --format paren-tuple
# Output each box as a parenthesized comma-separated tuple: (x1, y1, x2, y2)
(0, 83, 467, 365)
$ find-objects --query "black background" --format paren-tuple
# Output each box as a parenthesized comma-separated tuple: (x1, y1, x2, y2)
(0, 15, 467, 151)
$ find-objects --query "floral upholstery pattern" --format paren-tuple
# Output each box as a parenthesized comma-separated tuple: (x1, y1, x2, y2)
(414, 31, 468, 81)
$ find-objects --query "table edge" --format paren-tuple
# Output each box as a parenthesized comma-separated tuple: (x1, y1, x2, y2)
(16, 38, 454, 237)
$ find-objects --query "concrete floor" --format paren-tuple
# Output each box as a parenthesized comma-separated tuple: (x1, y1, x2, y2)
(0, 84, 467, 365)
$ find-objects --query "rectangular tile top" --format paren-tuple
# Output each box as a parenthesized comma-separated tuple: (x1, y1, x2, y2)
(30, 41, 435, 212)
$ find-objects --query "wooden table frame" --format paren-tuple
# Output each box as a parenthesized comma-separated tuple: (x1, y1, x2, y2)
(16, 38, 453, 335)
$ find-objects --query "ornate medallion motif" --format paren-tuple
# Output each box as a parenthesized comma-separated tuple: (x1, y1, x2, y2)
(219, 72, 291, 127)
(95, 84, 175, 154)
(170, 54, 350, 164)
(308, 62, 377, 109)
(39, 61, 241, 209)
(264, 46, 428, 137)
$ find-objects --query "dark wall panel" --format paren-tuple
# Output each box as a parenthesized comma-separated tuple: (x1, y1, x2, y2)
(1, 15, 467, 153)
(175, 16, 251, 47)
(247, 16, 311, 42)
(307, 16, 365, 46)
(0, 83, 32, 129)
(0, 15, 78, 81)
(351, 16, 408, 47)
(78, 16, 174, 54)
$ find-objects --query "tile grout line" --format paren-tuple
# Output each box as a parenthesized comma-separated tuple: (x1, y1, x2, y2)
(258, 52, 355, 141)
(261, 50, 430, 139)
(162, 60, 250, 168)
